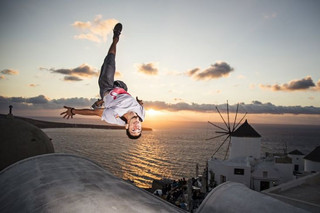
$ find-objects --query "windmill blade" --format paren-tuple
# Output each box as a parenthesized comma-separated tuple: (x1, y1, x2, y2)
(216, 106, 229, 132)
(205, 132, 228, 141)
(227, 101, 230, 130)
(216, 131, 229, 134)
(232, 103, 239, 132)
(211, 135, 230, 158)
(224, 136, 232, 160)
(234, 112, 247, 130)
(208, 121, 228, 132)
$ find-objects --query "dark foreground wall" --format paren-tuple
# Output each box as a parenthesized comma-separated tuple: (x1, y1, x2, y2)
(0, 116, 54, 171)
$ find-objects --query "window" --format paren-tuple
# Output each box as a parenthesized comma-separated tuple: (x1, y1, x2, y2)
(234, 168, 244, 175)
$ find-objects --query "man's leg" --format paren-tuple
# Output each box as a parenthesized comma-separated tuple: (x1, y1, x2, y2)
(94, 23, 122, 108)
(107, 34, 119, 55)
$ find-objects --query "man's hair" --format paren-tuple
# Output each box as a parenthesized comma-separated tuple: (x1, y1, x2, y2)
(126, 129, 142, 140)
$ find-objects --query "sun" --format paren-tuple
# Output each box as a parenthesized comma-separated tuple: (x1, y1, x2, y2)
(146, 109, 161, 116)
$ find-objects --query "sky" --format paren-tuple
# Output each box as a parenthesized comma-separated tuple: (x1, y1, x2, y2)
(0, 0, 320, 126)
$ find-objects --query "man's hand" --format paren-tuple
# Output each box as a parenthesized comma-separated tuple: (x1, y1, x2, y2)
(60, 106, 75, 119)
(136, 97, 143, 106)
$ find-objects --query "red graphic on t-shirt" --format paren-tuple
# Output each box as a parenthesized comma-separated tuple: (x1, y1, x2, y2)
(110, 88, 130, 100)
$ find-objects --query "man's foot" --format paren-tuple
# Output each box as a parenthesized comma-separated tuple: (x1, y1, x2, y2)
(113, 23, 122, 39)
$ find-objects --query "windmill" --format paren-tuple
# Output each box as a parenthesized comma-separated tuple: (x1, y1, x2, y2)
(206, 101, 247, 160)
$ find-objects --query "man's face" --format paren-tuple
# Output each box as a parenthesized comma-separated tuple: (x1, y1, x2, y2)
(127, 116, 142, 136)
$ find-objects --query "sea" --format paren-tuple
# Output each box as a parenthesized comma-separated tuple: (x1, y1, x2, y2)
(42, 121, 320, 189)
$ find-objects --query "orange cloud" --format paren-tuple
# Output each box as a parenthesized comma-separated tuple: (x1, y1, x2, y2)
(260, 76, 317, 91)
(136, 63, 158, 75)
(29, 84, 39, 87)
(41, 64, 98, 82)
(187, 61, 234, 80)
(1, 69, 19, 75)
(72, 15, 118, 43)
(115, 71, 122, 78)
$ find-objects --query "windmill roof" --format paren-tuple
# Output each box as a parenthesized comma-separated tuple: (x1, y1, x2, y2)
(288, 149, 304, 155)
(231, 120, 261, 138)
(304, 146, 320, 162)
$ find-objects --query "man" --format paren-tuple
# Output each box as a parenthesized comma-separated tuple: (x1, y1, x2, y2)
(61, 23, 145, 139)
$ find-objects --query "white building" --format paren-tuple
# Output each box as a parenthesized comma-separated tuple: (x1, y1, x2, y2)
(304, 146, 320, 172)
(208, 156, 252, 188)
(208, 120, 295, 192)
(288, 149, 305, 173)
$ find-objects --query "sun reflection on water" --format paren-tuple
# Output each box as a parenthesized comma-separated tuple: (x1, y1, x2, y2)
(120, 133, 174, 188)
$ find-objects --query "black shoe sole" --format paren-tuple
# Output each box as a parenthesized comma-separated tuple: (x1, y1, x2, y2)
(113, 23, 122, 37)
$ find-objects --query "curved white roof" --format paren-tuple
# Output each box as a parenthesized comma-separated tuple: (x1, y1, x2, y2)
(0, 153, 185, 213)
(197, 182, 307, 213)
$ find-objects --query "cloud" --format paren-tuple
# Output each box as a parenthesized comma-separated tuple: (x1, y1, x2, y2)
(187, 68, 200, 76)
(64, 76, 82, 81)
(71, 64, 98, 77)
(144, 100, 320, 115)
(0, 75, 5, 80)
(137, 63, 159, 75)
(41, 64, 98, 82)
(115, 71, 122, 78)
(27, 95, 49, 104)
(0, 95, 96, 111)
(0, 95, 49, 106)
(72, 21, 91, 29)
(29, 84, 39, 87)
(1, 69, 19, 75)
(260, 76, 318, 91)
(187, 61, 234, 80)
(316, 79, 320, 90)
(174, 98, 184, 102)
(74, 34, 101, 43)
(72, 15, 118, 43)
(1, 95, 320, 115)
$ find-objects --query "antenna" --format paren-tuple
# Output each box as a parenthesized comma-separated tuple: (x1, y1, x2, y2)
(207, 102, 247, 160)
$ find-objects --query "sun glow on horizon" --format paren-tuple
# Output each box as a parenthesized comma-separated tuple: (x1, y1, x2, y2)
(146, 109, 163, 117)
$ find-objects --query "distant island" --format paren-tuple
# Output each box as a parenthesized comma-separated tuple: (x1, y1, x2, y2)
(0, 114, 152, 131)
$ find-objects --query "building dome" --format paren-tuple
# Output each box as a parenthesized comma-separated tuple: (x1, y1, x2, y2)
(0, 154, 184, 213)
(0, 115, 54, 170)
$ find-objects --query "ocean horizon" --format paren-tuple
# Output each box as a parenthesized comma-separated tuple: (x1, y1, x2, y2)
(41, 117, 320, 189)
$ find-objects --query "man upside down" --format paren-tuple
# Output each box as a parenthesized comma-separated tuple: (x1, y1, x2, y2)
(61, 23, 145, 139)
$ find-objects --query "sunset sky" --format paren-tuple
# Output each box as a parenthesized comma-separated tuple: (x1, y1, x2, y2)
(1, 0, 320, 126)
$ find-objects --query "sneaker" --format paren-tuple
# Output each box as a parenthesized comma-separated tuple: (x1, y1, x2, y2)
(113, 23, 122, 39)
(91, 99, 104, 109)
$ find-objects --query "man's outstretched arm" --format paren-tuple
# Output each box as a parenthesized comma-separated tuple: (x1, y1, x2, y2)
(61, 106, 103, 119)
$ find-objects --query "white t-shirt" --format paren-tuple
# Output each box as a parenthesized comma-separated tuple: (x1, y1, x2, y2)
(101, 89, 145, 126)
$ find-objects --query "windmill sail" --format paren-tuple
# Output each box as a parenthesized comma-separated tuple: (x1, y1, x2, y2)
(207, 102, 247, 159)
